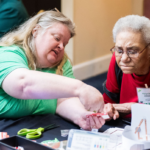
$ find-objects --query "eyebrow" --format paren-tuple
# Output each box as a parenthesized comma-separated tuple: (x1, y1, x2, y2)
(116, 46, 139, 49)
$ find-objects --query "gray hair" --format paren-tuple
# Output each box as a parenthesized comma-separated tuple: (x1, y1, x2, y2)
(113, 15, 150, 44)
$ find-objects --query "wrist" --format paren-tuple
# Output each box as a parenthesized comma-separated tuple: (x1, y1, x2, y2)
(113, 103, 131, 113)
(74, 81, 86, 102)
(112, 104, 118, 111)
(73, 109, 86, 125)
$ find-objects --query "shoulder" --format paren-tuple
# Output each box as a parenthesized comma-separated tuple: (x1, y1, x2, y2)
(0, 45, 28, 62)
(62, 59, 75, 78)
(63, 59, 73, 70)
(0, 45, 26, 55)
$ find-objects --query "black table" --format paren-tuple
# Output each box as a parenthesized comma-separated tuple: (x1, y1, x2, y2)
(0, 114, 129, 143)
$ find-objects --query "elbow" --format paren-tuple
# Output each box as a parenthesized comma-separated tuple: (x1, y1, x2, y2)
(16, 76, 33, 99)
(74, 80, 85, 97)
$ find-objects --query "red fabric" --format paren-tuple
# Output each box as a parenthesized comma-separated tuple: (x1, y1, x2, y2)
(144, 0, 150, 19)
(103, 54, 150, 118)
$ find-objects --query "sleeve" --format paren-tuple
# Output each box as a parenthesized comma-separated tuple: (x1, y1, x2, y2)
(0, 47, 29, 87)
(103, 54, 120, 104)
(62, 60, 75, 79)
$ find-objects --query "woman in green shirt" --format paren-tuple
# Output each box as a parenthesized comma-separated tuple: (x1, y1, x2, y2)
(0, 10, 105, 130)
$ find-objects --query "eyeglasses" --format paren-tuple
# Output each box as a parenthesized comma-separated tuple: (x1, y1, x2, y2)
(110, 43, 150, 58)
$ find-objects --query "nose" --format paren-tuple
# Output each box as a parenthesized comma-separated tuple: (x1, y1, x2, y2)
(58, 42, 64, 51)
(121, 51, 130, 62)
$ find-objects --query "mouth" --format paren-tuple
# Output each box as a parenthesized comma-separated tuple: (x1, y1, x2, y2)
(51, 49, 58, 55)
(120, 65, 133, 67)
(120, 65, 134, 71)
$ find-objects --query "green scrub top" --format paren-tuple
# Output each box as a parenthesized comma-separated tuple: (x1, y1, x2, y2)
(0, 45, 75, 118)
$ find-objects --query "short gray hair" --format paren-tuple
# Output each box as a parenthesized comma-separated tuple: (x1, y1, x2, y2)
(113, 15, 150, 44)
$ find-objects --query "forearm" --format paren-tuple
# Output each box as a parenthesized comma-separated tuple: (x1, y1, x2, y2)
(2, 68, 84, 99)
(113, 102, 136, 113)
(56, 97, 86, 124)
(56, 98, 105, 130)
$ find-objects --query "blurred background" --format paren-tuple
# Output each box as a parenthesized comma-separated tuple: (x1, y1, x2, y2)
(3, 0, 150, 93)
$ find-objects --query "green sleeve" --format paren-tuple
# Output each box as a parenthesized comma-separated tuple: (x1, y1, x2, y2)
(63, 60, 75, 79)
(0, 46, 29, 87)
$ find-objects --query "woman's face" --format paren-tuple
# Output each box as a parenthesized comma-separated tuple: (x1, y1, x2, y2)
(115, 30, 150, 75)
(33, 23, 71, 68)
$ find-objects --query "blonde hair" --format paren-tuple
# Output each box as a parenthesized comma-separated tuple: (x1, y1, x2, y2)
(0, 10, 75, 75)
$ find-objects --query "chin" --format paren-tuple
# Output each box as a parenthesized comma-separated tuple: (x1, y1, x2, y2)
(47, 57, 57, 65)
(120, 66, 134, 74)
(47, 55, 62, 65)
(122, 70, 133, 74)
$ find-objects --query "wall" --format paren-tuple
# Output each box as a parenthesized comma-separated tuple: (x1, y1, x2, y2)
(62, 0, 143, 79)
(73, 0, 133, 65)
(131, 0, 143, 15)
(61, 0, 74, 61)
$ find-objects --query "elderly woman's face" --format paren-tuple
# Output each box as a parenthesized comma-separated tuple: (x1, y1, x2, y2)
(115, 30, 150, 75)
(33, 23, 71, 68)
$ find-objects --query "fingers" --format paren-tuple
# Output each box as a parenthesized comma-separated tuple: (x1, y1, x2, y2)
(103, 103, 114, 118)
(89, 116, 105, 130)
(85, 117, 91, 131)
(113, 109, 119, 120)
(103, 103, 120, 120)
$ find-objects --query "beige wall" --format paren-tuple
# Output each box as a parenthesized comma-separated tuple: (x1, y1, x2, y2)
(73, 0, 143, 65)
(131, 0, 143, 15)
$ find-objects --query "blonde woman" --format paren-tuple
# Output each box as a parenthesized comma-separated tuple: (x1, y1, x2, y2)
(0, 10, 105, 130)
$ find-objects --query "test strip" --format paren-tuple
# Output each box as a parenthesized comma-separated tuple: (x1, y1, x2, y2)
(86, 113, 110, 119)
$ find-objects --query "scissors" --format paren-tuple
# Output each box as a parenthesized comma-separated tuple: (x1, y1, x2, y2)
(17, 124, 59, 139)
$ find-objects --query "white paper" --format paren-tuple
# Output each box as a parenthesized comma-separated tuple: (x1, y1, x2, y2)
(122, 104, 150, 150)
(103, 127, 124, 150)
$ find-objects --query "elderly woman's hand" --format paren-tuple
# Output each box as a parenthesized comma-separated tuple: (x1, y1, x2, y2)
(103, 103, 119, 120)
(78, 84, 104, 113)
(113, 103, 135, 113)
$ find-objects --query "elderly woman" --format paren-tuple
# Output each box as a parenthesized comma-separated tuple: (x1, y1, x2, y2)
(103, 15, 150, 120)
(0, 10, 105, 130)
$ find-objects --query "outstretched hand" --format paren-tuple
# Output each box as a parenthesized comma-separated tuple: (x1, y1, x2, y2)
(56, 97, 105, 131)
(76, 111, 105, 131)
